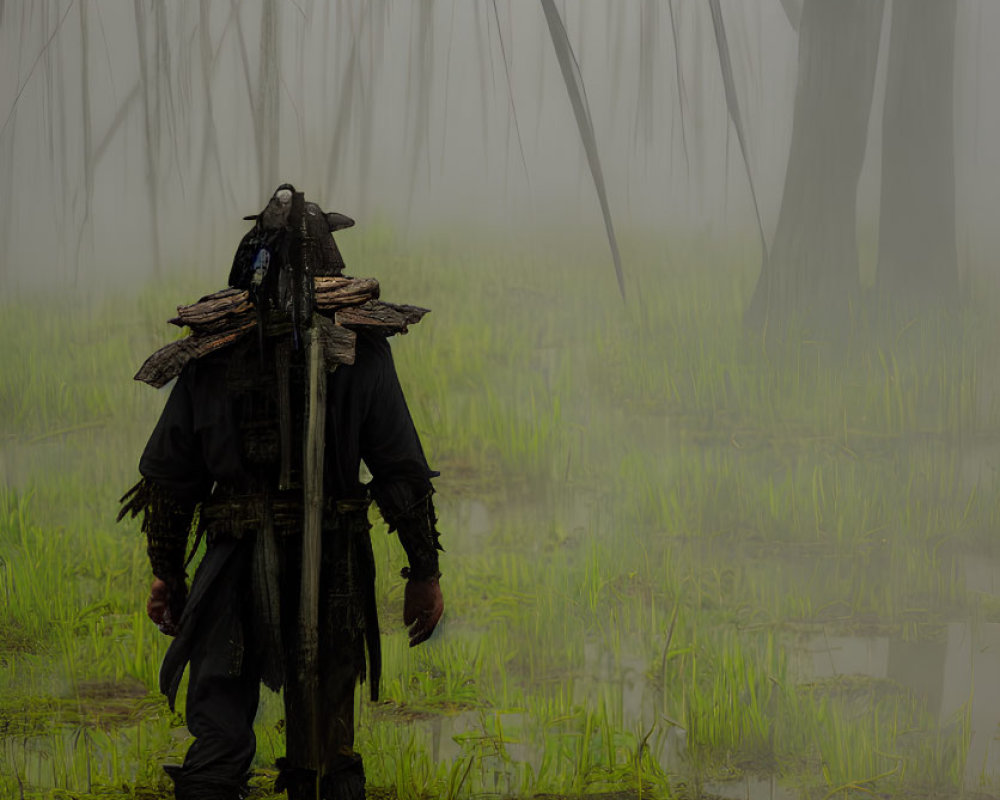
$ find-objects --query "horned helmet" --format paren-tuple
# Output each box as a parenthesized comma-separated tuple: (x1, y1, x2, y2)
(228, 184, 355, 313)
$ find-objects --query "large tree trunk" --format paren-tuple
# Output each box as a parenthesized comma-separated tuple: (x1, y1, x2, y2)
(876, 0, 958, 313)
(745, 0, 883, 336)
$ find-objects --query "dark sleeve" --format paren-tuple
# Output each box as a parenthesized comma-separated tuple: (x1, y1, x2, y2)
(138, 367, 215, 508)
(118, 367, 214, 583)
(360, 337, 443, 579)
(360, 337, 438, 514)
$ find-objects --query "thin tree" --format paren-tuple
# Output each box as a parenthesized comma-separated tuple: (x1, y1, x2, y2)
(76, 0, 94, 282)
(404, 0, 435, 218)
(256, 0, 280, 195)
(634, 0, 656, 151)
(196, 0, 230, 215)
(134, 0, 164, 278)
(357, 0, 388, 214)
(325, 1, 365, 202)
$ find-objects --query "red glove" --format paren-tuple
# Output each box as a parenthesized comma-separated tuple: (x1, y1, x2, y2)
(147, 578, 185, 636)
(403, 576, 443, 647)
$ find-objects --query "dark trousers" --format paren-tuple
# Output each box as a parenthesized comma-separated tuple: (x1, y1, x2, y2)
(168, 529, 368, 800)
(167, 542, 260, 800)
(172, 638, 363, 800)
(174, 632, 260, 798)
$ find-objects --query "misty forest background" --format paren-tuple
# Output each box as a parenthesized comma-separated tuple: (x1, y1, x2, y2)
(4, 1, 1000, 799)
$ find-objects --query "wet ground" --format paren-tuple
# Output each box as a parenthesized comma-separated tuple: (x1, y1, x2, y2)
(6, 428, 1000, 797)
(386, 616, 1000, 798)
(416, 460, 1000, 798)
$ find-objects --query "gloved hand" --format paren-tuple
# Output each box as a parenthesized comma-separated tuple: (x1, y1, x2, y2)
(403, 576, 443, 647)
(147, 577, 186, 636)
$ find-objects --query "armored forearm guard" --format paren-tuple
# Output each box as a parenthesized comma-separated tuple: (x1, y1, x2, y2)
(117, 478, 194, 583)
(383, 492, 442, 581)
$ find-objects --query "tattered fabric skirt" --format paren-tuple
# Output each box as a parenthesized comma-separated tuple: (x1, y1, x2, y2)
(159, 495, 380, 709)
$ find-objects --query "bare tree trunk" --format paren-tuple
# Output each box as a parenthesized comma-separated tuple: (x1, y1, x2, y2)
(359, 0, 387, 214)
(153, 1, 180, 173)
(325, 2, 363, 200)
(0, 108, 12, 286)
(745, 0, 883, 336)
(405, 0, 434, 215)
(256, 0, 280, 194)
(634, 0, 656, 151)
(607, 2, 623, 123)
(876, 0, 958, 313)
(0, 4, 20, 284)
(294, 1, 309, 178)
(77, 1, 94, 283)
(52, 2, 72, 275)
(690, 6, 707, 219)
(667, 0, 690, 179)
(134, 0, 163, 278)
(474, 3, 492, 167)
(197, 0, 228, 215)
(80, 3, 92, 209)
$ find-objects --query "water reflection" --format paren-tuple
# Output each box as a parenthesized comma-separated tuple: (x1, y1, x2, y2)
(452, 498, 491, 551)
(571, 641, 650, 722)
(800, 633, 890, 680)
(703, 774, 800, 800)
(0, 439, 66, 490)
(799, 620, 1000, 788)
(422, 710, 538, 797)
(962, 553, 1000, 596)
(958, 439, 1000, 492)
(409, 593, 1000, 795)
(10, 431, 1000, 797)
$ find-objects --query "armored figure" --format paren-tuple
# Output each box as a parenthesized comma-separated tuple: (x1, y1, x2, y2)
(118, 185, 444, 800)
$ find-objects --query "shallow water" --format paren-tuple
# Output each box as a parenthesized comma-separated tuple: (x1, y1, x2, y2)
(410, 546, 1000, 795)
(794, 619, 1000, 789)
(8, 427, 1000, 797)
(703, 774, 800, 800)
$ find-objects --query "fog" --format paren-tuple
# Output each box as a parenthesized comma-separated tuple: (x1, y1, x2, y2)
(6, 2, 1000, 797)
(2, 0, 998, 293)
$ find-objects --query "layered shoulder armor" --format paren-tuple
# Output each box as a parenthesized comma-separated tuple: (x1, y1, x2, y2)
(133, 277, 430, 389)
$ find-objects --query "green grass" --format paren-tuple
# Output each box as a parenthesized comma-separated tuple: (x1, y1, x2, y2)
(2, 226, 999, 798)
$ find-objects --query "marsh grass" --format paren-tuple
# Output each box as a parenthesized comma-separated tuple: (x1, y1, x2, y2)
(1, 227, 998, 797)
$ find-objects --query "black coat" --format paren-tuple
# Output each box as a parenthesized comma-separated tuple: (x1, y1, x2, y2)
(138, 330, 437, 705)
(138, 330, 437, 516)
